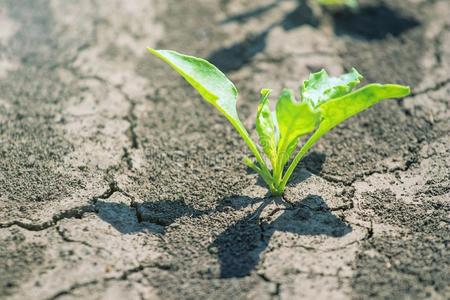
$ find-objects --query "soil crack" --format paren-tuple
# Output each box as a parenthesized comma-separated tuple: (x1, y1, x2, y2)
(410, 77, 450, 97)
(55, 225, 111, 254)
(257, 273, 281, 299)
(0, 181, 121, 231)
(45, 262, 166, 300)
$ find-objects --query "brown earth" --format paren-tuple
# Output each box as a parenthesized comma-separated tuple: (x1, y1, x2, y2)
(0, 0, 449, 299)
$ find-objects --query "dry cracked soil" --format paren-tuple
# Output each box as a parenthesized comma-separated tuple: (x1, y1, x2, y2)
(0, 0, 449, 299)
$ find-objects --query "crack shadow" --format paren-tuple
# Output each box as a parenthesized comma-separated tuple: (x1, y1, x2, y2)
(213, 194, 352, 278)
(95, 197, 256, 234)
(95, 200, 166, 235)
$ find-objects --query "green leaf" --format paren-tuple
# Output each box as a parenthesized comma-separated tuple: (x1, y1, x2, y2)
(274, 88, 320, 181)
(301, 68, 363, 108)
(147, 48, 240, 120)
(147, 48, 274, 187)
(318, 84, 410, 131)
(316, 0, 358, 8)
(256, 89, 278, 168)
(280, 83, 410, 191)
(276, 89, 320, 146)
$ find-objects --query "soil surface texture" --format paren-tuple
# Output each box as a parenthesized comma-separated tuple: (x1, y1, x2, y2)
(0, 0, 449, 299)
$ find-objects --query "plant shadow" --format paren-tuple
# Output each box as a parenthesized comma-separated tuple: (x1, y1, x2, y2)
(220, 0, 282, 25)
(287, 151, 326, 186)
(212, 194, 352, 278)
(209, 1, 419, 72)
(209, 0, 318, 72)
(331, 4, 420, 40)
(95, 193, 351, 279)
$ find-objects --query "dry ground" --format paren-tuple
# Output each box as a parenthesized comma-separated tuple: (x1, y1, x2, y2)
(0, 0, 449, 299)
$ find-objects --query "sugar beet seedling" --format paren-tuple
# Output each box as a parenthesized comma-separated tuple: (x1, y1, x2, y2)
(316, 0, 358, 9)
(148, 49, 410, 196)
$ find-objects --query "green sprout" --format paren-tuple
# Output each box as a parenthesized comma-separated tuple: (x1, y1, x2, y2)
(148, 49, 410, 196)
(316, 0, 358, 8)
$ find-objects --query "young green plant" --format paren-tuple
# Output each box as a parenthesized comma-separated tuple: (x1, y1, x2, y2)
(316, 0, 358, 8)
(148, 49, 410, 196)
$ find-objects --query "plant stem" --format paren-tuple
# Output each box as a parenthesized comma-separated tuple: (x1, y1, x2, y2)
(272, 139, 289, 190)
(243, 157, 276, 192)
(230, 118, 274, 183)
(278, 129, 324, 192)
